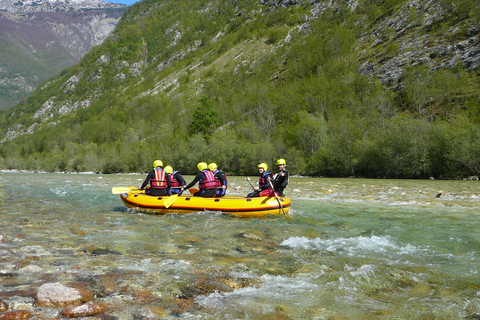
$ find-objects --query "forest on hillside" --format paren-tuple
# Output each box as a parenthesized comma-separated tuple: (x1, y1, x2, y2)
(0, 0, 479, 178)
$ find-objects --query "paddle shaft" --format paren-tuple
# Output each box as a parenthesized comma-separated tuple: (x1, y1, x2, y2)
(268, 180, 286, 216)
(245, 177, 255, 190)
(111, 187, 140, 194)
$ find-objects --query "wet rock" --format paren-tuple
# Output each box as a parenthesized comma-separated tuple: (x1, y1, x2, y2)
(0, 299, 8, 312)
(133, 291, 161, 305)
(0, 234, 7, 242)
(235, 231, 264, 241)
(90, 248, 121, 256)
(60, 301, 106, 318)
(172, 296, 196, 316)
(181, 277, 236, 298)
(35, 283, 93, 307)
(0, 291, 36, 299)
(95, 272, 126, 296)
(135, 307, 162, 320)
(147, 306, 168, 318)
(2, 296, 35, 312)
(0, 310, 30, 320)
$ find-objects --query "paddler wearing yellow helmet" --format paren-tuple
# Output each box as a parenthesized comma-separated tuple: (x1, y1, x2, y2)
(182, 162, 217, 197)
(246, 162, 274, 198)
(140, 160, 171, 196)
(208, 163, 228, 197)
(272, 158, 289, 197)
(164, 165, 187, 195)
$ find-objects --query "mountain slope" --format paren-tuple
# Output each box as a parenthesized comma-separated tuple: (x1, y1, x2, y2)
(0, 0, 479, 178)
(0, 0, 127, 109)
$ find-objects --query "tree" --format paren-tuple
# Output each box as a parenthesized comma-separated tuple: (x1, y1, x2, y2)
(187, 96, 220, 143)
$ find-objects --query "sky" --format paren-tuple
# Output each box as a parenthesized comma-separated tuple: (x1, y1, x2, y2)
(103, 0, 139, 6)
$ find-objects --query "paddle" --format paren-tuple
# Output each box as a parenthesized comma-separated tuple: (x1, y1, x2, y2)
(112, 187, 139, 194)
(268, 180, 286, 216)
(245, 177, 255, 190)
(163, 189, 184, 208)
(189, 188, 199, 195)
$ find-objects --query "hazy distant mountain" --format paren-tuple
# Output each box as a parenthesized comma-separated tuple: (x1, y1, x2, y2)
(0, 0, 127, 109)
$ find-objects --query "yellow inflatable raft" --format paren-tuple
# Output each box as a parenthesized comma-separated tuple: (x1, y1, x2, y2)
(116, 187, 291, 218)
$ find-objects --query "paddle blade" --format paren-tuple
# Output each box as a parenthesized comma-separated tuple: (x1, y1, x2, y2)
(189, 188, 199, 195)
(163, 194, 179, 208)
(112, 187, 137, 194)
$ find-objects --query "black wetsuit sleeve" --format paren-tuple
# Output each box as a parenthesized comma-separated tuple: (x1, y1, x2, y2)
(274, 170, 289, 189)
(216, 172, 227, 187)
(141, 171, 154, 189)
(175, 172, 187, 185)
(184, 172, 203, 189)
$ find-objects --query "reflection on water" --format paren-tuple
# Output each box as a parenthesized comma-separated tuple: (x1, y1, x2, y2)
(1, 172, 480, 319)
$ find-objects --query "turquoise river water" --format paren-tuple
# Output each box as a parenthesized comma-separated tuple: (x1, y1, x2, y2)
(1, 172, 480, 319)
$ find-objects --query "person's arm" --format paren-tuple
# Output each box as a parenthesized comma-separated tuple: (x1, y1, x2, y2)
(280, 170, 289, 188)
(140, 171, 153, 189)
(175, 172, 187, 186)
(219, 172, 227, 188)
(184, 173, 202, 190)
(274, 170, 289, 188)
(259, 173, 273, 190)
(166, 172, 171, 188)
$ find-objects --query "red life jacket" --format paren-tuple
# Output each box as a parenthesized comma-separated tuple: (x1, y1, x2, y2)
(151, 168, 167, 189)
(213, 170, 227, 187)
(259, 171, 272, 186)
(168, 171, 183, 187)
(199, 170, 217, 190)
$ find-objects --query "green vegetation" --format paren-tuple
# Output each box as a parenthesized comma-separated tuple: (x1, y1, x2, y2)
(0, 0, 479, 178)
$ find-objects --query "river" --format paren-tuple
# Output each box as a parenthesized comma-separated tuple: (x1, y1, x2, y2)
(1, 172, 480, 319)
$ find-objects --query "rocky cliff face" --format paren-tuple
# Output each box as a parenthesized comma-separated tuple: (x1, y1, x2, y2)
(356, 0, 479, 89)
(0, 0, 127, 109)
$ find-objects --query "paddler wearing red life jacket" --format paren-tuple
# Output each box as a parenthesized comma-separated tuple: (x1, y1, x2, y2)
(182, 162, 217, 197)
(140, 160, 171, 196)
(247, 162, 275, 198)
(208, 162, 227, 197)
(164, 165, 186, 195)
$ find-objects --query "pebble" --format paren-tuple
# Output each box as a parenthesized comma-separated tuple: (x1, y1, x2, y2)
(0, 310, 30, 320)
(61, 301, 106, 318)
(35, 283, 93, 307)
(0, 299, 8, 312)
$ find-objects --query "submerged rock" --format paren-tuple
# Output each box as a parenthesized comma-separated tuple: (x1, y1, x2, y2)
(0, 310, 30, 320)
(0, 299, 8, 312)
(61, 301, 106, 318)
(35, 283, 93, 307)
(235, 231, 264, 241)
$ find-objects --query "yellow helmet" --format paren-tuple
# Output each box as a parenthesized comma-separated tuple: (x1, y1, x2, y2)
(164, 166, 173, 174)
(208, 163, 217, 171)
(153, 160, 163, 168)
(197, 162, 208, 171)
(276, 158, 286, 166)
(258, 163, 268, 171)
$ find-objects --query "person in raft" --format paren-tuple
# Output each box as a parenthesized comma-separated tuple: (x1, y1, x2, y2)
(140, 160, 171, 196)
(272, 158, 289, 197)
(247, 162, 274, 198)
(164, 165, 186, 195)
(208, 162, 227, 197)
(181, 162, 217, 197)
